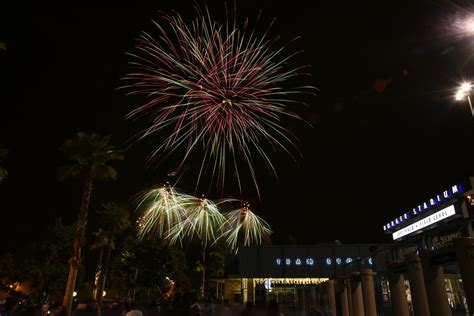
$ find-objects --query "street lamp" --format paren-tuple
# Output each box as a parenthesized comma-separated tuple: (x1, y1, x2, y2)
(455, 81, 474, 117)
(460, 17, 474, 34)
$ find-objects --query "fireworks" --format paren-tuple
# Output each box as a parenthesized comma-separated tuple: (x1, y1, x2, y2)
(224, 202, 272, 251)
(168, 195, 228, 247)
(123, 4, 314, 193)
(135, 184, 186, 241)
(135, 186, 272, 251)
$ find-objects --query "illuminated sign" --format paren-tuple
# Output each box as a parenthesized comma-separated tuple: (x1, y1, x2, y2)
(383, 184, 462, 232)
(274, 256, 370, 266)
(276, 257, 314, 266)
(392, 205, 457, 240)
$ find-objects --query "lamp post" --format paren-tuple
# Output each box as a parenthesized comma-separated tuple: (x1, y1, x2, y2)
(455, 81, 474, 117)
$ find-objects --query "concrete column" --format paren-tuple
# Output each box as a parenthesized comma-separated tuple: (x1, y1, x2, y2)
(310, 286, 316, 308)
(387, 270, 410, 316)
(299, 286, 306, 314)
(346, 275, 354, 316)
(454, 238, 474, 315)
(320, 284, 328, 310)
(422, 256, 451, 316)
(340, 278, 350, 316)
(405, 253, 430, 316)
(247, 278, 255, 304)
(315, 285, 322, 308)
(326, 280, 337, 315)
(360, 268, 377, 316)
(305, 286, 311, 312)
(351, 273, 365, 316)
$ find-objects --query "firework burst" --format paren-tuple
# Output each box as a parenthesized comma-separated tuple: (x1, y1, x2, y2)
(135, 184, 186, 241)
(123, 4, 314, 193)
(168, 195, 228, 247)
(224, 202, 272, 251)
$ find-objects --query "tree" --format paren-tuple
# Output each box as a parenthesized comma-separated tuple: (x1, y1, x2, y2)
(90, 229, 109, 305)
(107, 237, 190, 300)
(0, 219, 77, 301)
(58, 133, 123, 316)
(95, 203, 130, 316)
(193, 241, 228, 296)
(26, 218, 75, 300)
(0, 145, 8, 183)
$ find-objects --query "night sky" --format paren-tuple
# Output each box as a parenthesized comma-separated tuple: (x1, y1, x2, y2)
(3, 0, 474, 250)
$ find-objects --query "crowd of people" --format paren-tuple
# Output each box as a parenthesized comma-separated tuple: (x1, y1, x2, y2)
(0, 294, 334, 316)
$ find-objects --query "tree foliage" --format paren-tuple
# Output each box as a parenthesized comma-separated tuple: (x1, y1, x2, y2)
(108, 237, 190, 299)
(58, 132, 124, 182)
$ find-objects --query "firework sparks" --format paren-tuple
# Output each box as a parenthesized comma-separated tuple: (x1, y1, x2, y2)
(224, 202, 272, 251)
(168, 195, 228, 247)
(135, 184, 186, 241)
(123, 4, 314, 193)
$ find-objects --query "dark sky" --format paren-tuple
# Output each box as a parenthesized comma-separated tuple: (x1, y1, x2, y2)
(3, 0, 474, 249)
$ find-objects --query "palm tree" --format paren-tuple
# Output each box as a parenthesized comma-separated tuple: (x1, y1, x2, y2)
(59, 132, 124, 316)
(0, 145, 8, 183)
(90, 229, 109, 306)
(95, 202, 130, 316)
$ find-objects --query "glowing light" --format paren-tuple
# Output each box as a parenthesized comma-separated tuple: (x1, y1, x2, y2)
(464, 19, 474, 33)
(461, 82, 472, 93)
(102, 291, 106, 297)
(73, 291, 77, 297)
(325, 258, 332, 265)
(455, 82, 472, 101)
(264, 279, 272, 290)
(457, 16, 474, 35)
(285, 258, 291, 265)
(123, 4, 315, 194)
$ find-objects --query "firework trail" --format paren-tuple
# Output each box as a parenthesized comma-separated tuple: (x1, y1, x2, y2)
(123, 4, 314, 194)
(223, 201, 272, 251)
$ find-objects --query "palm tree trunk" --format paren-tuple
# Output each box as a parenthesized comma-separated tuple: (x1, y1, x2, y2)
(96, 239, 113, 316)
(200, 246, 206, 297)
(132, 268, 138, 300)
(92, 248, 104, 304)
(63, 170, 94, 316)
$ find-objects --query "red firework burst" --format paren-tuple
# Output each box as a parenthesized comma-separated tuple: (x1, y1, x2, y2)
(123, 4, 315, 194)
